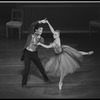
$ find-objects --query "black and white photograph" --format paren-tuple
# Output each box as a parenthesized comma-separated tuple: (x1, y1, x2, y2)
(0, 1, 100, 99)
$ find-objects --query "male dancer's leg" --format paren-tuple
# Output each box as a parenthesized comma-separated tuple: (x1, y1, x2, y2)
(22, 52, 31, 86)
(31, 53, 50, 82)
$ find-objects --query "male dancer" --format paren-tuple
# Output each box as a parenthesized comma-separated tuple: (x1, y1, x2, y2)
(21, 19, 51, 88)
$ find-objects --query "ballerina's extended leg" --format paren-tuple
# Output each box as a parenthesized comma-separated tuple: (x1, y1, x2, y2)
(79, 51, 94, 55)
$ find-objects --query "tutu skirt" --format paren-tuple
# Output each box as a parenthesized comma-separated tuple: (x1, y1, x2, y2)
(44, 45, 83, 77)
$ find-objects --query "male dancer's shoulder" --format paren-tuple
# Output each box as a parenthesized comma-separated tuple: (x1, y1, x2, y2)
(27, 34, 32, 41)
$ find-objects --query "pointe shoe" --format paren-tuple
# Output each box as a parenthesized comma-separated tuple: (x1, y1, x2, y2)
(59, 82, 63, 90)
(88, 51, 94, 55)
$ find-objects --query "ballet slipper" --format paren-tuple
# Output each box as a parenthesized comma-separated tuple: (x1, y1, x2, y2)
(88, 51, 94, 55)
(59, 82, 63, 90)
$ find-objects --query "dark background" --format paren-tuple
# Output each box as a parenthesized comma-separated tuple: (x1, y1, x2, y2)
(0, 2, 100, 98)
(0, 3, 100, 32)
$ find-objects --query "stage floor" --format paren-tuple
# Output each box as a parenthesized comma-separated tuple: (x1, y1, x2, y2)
(0, 35, 100, 99)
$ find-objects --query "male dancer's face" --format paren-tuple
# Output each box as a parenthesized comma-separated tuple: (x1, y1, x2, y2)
(36, 27, 43, 35)
(35, 27, 43, 38)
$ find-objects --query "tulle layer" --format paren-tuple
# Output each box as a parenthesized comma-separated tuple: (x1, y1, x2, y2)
(44, 45, 83, 77)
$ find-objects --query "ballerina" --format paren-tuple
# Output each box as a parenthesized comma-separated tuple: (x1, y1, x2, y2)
(37, 19, 94, 90)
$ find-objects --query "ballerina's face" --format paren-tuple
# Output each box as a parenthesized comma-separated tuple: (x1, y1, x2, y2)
(53, 31, 59, 39)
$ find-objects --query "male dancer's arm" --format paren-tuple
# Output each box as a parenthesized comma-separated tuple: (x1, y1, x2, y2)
(30, 19, 47, 30)
(37, 42, 53, 49)
(31, 18, 46, 26)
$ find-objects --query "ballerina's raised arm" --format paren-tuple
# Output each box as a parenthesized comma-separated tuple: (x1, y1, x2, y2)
(45, 20, 55, 34)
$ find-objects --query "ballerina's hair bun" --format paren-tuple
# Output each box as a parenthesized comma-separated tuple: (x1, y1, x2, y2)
(55, 30, 60, 35)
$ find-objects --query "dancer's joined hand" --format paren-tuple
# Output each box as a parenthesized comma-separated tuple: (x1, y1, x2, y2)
(88, 51, 94, 55)
(37, 42, 41, 45)
(45, 19, 49, 23)
(39, 18, 47, 24)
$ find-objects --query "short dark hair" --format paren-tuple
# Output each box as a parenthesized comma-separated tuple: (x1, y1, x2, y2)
(28, 23, 43, 35)
(55, 30, 60, 35)
(34, 24, 43, 31)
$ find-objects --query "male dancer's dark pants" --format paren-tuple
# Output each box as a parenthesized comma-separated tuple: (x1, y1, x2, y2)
(22, 49, 49, 86)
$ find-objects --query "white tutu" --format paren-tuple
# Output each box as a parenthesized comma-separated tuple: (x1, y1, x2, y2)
(44, 45, 83, 77)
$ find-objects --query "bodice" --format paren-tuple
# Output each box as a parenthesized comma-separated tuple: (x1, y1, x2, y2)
(52, 41, 62, 54)
(54, 46, 62, 54)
